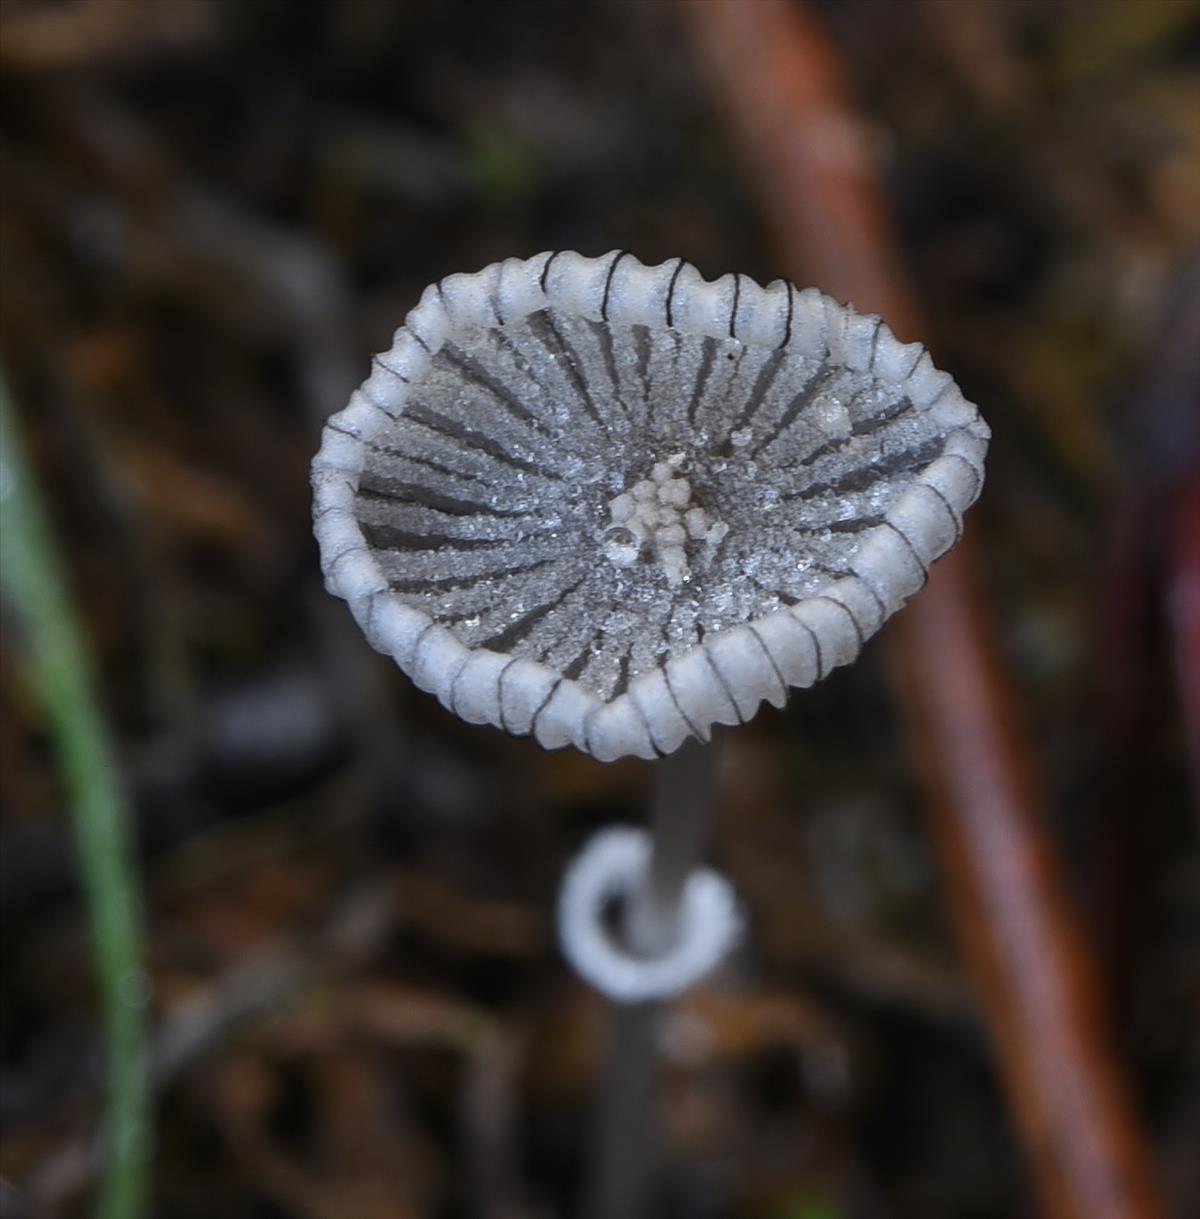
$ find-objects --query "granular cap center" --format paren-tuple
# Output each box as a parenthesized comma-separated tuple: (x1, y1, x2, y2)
(601, 453, 730, 587)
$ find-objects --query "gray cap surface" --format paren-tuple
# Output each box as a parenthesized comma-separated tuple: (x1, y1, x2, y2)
(313, 251, 989, 760)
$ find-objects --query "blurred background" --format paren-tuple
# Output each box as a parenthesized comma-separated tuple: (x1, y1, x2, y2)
(1, 1, 1198, 1217)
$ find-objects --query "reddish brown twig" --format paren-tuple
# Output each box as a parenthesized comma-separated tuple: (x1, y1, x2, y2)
(1172, 471, 1200, 808)
(677, 3, 1165, 1217)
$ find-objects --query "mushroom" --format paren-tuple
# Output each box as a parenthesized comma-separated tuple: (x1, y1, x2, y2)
(311, 249, 987, 1215)
(311, 250, 988, 764)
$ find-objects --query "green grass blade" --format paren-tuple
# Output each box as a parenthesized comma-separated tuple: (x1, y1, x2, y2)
(0, 376, 151, 1219)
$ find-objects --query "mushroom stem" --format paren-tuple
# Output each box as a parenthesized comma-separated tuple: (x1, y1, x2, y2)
(585, 1000, 662, 1219)
(624, 736, 718, 957)
(585, 737, 719, 1219)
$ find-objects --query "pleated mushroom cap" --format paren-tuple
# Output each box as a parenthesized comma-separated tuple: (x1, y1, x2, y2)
(313, 251, 989, 761)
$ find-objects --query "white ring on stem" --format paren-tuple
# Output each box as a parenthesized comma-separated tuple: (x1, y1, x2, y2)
(557, 827, 741, 1004)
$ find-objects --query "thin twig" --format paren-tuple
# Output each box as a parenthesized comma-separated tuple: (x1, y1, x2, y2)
(677, 3, 1166, 1217)
(1171, 471, 1200, 810)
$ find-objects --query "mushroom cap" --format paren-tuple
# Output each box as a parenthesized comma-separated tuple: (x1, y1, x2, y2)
(312, 251, 988, 761)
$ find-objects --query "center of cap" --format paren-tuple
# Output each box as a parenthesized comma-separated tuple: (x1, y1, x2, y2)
(601, 453, 729, 587)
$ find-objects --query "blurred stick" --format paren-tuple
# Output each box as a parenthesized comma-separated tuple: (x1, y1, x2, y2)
(677, 3, 1165, 1218)
(1152, 266, 1200, 812)
(1172, 470, 1200, 809)
(0, 83, 357, 424)
(0, 375, 150, 1219)
(0, 0, 213, 72)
